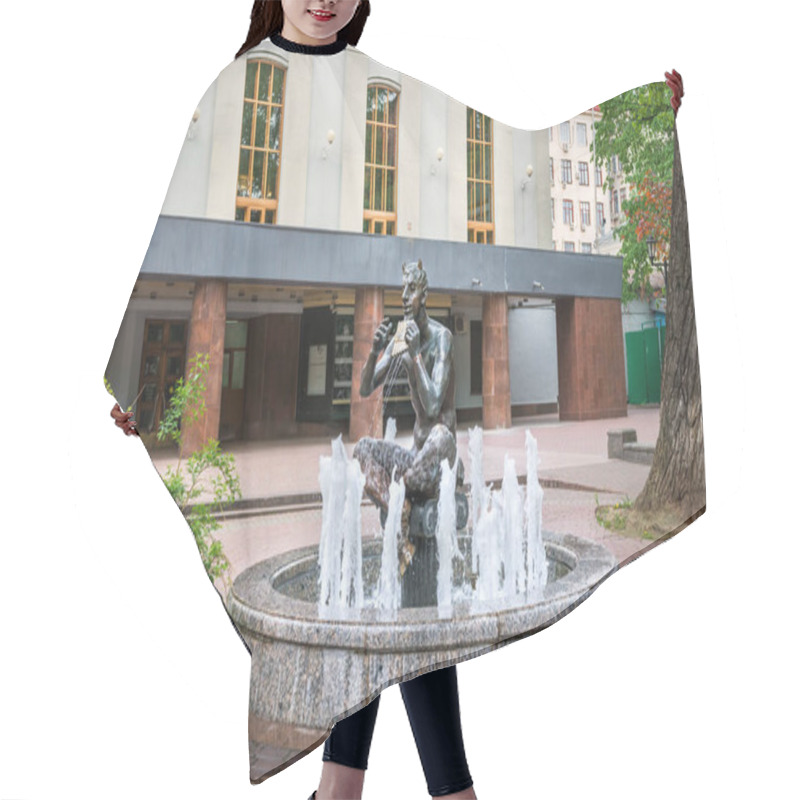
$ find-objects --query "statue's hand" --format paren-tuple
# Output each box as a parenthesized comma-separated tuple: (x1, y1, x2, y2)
(405, 320, 421, 358)
(372, 317, 392, 355)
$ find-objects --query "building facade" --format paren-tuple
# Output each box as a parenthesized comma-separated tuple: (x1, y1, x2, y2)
(106, 39, 628, 449)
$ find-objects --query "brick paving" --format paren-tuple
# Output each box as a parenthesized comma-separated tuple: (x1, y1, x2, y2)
(152, 406, 662, 581)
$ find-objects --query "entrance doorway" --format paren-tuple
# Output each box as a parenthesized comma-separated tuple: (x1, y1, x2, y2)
(297, 307, 335, 422)
(137, 320, 187, 434)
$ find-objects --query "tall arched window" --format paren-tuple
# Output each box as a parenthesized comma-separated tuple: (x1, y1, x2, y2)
(363, 84, 399, 235)
(467, 108, 494, 244)
(236, 60, 286, 224)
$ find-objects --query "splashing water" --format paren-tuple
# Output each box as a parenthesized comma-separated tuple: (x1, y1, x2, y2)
(468, 426, 487, 573)
(375, 471, 405, 618)
(318, 436, 365, 618)
(501, 455, 525, 599)
(525, 431, 547, 594)
(318, 428, 548, 616)
(435, 458, 459, 618)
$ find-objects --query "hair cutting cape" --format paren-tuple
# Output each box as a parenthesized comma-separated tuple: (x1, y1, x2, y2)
(106, 33, 704, 782)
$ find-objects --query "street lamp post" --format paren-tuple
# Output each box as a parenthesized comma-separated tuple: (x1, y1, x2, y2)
(646, 235, 669, 292)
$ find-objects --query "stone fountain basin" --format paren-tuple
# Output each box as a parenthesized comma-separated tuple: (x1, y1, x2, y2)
(228, 532, 617, 782)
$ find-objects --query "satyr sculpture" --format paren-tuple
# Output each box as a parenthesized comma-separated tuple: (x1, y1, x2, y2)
(354, 261, 466, 581)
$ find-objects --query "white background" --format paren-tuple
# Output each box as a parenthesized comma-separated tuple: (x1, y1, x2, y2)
(1, 1, 796, 798)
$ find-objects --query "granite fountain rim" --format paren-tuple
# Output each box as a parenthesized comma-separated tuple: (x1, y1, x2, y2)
(228, 531, 618, 651)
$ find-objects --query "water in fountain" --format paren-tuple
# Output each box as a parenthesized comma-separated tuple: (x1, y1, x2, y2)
(375, 470, 405, 618)
(472, 499, 502, 605)
(467, 431, 547, 611)
(501, 454, 525, 599)
(317, 428, 548, 616)
(468, 426, 487, 574)
(435, 458, 460, 618)
(318, 436, 365, 618)
(525, 431, 547, 594)
(384, 416, 397, 442)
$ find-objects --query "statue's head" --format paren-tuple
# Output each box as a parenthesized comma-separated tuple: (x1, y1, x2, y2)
(401, 260, 428, 320)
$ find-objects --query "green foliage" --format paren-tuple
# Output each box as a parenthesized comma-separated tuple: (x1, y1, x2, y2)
(592, 82, 675, 301)
(157, 353, 210, 450)
(593, 82, 674, 188)
(595, 497, 634, 532)
(157, 353, 240, 585)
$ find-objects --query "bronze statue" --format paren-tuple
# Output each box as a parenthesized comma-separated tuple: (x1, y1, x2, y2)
(354, 260, 459, 516)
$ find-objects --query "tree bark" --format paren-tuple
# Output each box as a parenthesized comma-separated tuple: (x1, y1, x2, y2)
(635, 128, 705, 522)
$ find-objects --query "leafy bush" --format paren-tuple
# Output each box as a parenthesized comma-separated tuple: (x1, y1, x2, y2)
(157, 354, 241, 585)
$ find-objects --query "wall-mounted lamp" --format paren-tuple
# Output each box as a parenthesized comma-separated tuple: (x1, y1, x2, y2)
(322, 129, 337, 159)
(186, 108, 201, 141)
(521, 163, 534, 190)
(430, 146, 445, 174)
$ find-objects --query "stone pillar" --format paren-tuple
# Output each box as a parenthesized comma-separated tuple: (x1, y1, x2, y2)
(182, 279, 227, 454)
(349, 287, 384, 441)
(482, 294, 512, 429)
(555, 297, 627, 421)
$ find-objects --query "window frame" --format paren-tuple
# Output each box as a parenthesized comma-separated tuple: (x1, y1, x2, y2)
(467, 107, 495, 244)
(236, 59, 287, 225)
(363, 83, 400, 236)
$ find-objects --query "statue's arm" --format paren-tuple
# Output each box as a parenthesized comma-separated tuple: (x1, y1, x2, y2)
(360, 348, 393, 397)
(410, 332, 453, 418)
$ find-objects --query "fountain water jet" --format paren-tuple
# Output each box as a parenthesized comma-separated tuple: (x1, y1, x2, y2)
(317, 436, 365, 618)
(375, 470, 404, 618)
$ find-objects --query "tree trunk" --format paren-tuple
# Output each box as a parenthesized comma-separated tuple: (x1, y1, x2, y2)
(635, 128, 705, 523)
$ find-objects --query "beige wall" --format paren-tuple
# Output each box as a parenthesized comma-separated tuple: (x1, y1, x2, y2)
(162, 44, 553, 250)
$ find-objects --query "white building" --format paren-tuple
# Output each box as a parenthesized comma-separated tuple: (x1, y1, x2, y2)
(106, 37, 627, 445)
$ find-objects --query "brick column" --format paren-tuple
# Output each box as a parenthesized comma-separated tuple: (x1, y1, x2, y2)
(183, 279, 227, 454)
(349, 287, 384, 441)
(482, 294, 511, 429)
(555, 297, 627, 421)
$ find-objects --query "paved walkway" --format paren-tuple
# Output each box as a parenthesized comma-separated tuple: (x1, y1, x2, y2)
(149, 406, 660, 581)
(151, 406, 659, 503)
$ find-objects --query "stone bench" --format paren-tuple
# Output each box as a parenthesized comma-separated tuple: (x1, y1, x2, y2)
(607, 429, 654, 466)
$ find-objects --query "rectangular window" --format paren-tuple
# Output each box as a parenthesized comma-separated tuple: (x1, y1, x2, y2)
(551, 197, 555, 224)
(549, 157, 554, 184)
(581, 243, 592, 254)
(576, 122, 587, 147)
(595, 164, 602, 187)
(237, 60, 286, 224)
(564, 241, 575, 252)
(364, 84, 399, 235)
(596, 202, 605, 229)
(559, 121, 570, 144)
(560, 159, 572, 184)
(562, 199, 574, 226)
(467, 108, 495, 244)
(578, 161, 589, 186)
(580, 201, 591, 227)
(613, 190, 620, 216)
